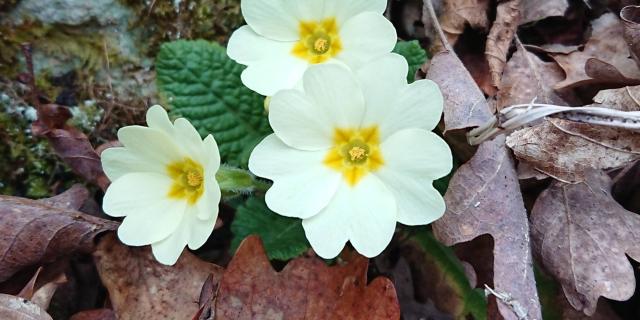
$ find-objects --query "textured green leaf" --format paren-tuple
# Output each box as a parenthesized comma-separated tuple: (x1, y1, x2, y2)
(407, 228, 487, 320)
(231, 197, 310, 260)
(156, 40, 272, 167)
(393, 40, 428, 83)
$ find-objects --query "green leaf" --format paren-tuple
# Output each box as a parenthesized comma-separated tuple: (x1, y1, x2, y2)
(156, 40, 272, 167)
(407, 228, 487, 320)
(231, 197, 310, 260)
(393, 40, 428, 83)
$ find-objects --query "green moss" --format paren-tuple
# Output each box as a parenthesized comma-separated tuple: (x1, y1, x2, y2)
(121, 0, 243, 53)
(0, 20, 124, 78)
(0, 83, 75, 198)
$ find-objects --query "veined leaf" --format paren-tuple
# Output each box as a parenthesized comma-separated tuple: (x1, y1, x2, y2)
(231, 197, 310, 260)
(156, 40, 272, 167)
(393, 40, 428, 83)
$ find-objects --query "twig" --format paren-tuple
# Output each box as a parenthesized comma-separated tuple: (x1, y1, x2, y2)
(422, 0, 453, 52)
(484, 285, 529, 320)
(20, 43, 41, 111)
(468, 102, 640, 145)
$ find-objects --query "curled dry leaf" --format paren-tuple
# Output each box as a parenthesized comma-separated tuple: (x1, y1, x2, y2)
(426, 50, 494, 132)
(506, 118, 640, 183)
(621, 6, 640, 67)
(438, 0, 490, 45)
(485, 0, 521, 90)
(530, 169, 640, 315)
(0, 294, 52, 320)
(32, 103, 108, 191)
(497, 45, 571, 110)
(433, 136, 542, 320)
(214, 236, 400, 320)
(521, 0, 569, 25)
(93, 234, 224, 320)
(0, 186, 118, 282)
(551, 13, 640, 90)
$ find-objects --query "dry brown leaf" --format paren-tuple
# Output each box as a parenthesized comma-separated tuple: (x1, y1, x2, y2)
(0, 186, 118, 282)
(521, 0, 569, 25)
(0, 294, 52, 320)
(93, 234, 223, 320)
(69, 309, 116, 320)
(439, 0, 490, 45)
(552, 13, 640, 90)
(214, 236, 400, 320)
(426, 50, 494, 132)
(530, 169, 640, 315)
(621, 5, 640, 67)
(485, 0, 521, 89)
(592, 85, 640, 111)
(432, 136, 542, 320)
(31, 103, 109, 191)
(497, 46, 571, 110)
(506, 118, 640, 182)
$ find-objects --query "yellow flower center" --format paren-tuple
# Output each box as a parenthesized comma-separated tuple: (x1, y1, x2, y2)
(324, 126, 384, 186)
(167, 158, 205, 205)
(292, 17, 342, 64)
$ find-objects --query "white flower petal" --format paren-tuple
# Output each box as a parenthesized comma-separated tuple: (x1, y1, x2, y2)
(240, 55, 308, 96)
(103, 172, 172, 217)
(151, 217, 189, 265)
(196, 172, 221, 220)
(117, 126, 182, 165)
(380, 80, 444, 135)
(250, 135, 341, 219)
(173, 118, 204, 162)
(269, 89, 333, 150)
(346, 175, 397, 258)
(187, 212, 217, 250)
(357, 54, 408, 130)
(101, 147, 164, 181)
(104, 173, 186, 245)
(324, 0, 388, 23)
(227, 25, 296, 65)
(145, 105, 174, 134)
(302, 64, 365, 129)
(203, 135, 221, 172)
(377, 129, 452, 225)
(302, 175, 396, 259)
(241, 0, 299, 41)
(336, 12, 397, 70)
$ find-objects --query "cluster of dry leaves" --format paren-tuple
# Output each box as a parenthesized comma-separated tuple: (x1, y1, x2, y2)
(421, 0, 640, 319)
(3, 1, 640, 320)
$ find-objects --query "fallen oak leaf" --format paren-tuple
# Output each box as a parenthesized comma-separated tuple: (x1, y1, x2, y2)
(0, 186, 118, 282)
(433, 136, 542, 320)
(485, 0, 521, 90)
(438, 0, 490, 45)
(530, 169, 640, 315)
(551, 13, 640, 90)
(592, 85, 640, 112)
(214, 236, 400, 320)
(497, 44, 573, 111)
(0, 294, 52, 320)
(521, 0, 569, 25)
(426, 50, 494, 132)
(93, 234, 224, 320)
(506, 118, 640, 183)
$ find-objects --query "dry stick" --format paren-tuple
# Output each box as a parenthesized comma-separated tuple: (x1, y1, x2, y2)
(20, 43, 41, 112)
(422, 0, 453, 52)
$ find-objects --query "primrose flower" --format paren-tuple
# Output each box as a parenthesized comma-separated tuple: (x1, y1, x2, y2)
(101, 106, 221, 265)
(249, 54, 452, 258)
(227, 0, 397, 96)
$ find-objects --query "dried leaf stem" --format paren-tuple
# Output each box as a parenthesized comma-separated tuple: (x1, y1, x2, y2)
(468, 102, 640, 145)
